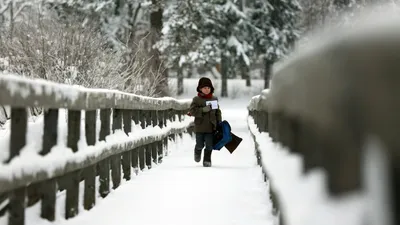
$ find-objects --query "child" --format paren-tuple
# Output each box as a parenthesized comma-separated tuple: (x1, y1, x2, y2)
(189, 77, 222, 167)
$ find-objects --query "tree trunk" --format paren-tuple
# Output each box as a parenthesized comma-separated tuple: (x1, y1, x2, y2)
(127, 2, 142, 52)
(230, 65, 236, 79)
(187, 64, 193, 78)
(9, 1, 14, 39)
(246, 74, 251, 87)
(221, 55, 229, 97)
(150, 0, 169, 97)
(259, 64, 264, 79)
(240, 56, 251, 87)
(264, 58, 272, 89)
(177, 66, 184, 96)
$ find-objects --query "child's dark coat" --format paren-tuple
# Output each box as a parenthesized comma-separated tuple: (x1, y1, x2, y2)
(189, 95, 222, 133)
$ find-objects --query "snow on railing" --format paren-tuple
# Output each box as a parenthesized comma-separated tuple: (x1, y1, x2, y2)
(0, 73, 190, 110)
(0, 72, 194, 225)
(247, 7, 400, 225)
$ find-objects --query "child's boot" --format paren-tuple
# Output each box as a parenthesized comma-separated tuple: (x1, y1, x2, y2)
(194, 148, 202, 162)
(203, 150, 212, 167)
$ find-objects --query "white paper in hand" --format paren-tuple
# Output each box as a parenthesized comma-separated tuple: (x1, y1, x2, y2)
(206, 100, 218, 109)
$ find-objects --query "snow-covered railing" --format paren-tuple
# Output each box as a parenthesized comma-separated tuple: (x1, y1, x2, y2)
(247, 92, 282, 221)
(0, 73, 194, 225)
(248, 13, 400, 225)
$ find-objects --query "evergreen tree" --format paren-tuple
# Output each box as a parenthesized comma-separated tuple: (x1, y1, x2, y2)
(158, 1, 201, 67)
(159, 0, 259, 97)
(248, 0, 301, 88)
(157, 0, 202, 95)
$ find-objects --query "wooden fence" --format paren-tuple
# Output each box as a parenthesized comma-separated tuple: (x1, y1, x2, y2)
(247, 92, 283, 223)
(0, 74, 194, 225)
(248, 18, 400, 225)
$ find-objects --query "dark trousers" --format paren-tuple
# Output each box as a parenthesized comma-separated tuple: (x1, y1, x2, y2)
(195, 132, 213, 161)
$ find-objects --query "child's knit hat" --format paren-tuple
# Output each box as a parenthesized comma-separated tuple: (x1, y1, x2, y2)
(196, 77, 214, 93)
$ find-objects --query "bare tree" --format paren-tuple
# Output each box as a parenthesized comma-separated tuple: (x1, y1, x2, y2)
(0, 3, 166, 124)
(150, 0, 169, 97)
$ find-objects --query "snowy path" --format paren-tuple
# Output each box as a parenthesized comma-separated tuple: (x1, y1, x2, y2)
(39, 100, 275, 225)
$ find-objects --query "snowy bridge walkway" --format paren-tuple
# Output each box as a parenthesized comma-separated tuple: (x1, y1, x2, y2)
(0, 74, 274, 225)
(46, 102, 274, 225)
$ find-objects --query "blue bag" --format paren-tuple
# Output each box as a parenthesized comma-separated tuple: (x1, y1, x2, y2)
(213, 120, 232, 150)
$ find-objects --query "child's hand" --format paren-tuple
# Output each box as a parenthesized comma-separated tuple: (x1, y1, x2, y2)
(202, 105, 211, 112)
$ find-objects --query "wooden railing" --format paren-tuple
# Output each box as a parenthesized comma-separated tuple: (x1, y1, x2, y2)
(0, 73, 194, 225)
(247, 92, 282, 221)
(248, 16, 400, 225)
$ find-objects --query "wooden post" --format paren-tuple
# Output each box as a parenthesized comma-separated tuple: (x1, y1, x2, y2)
(99, 108, 111, 198)
(263, 111, 269, 132)
(8, 187, 26, 225)
(278, 115, 288, 147)
(163, 110, 168, 128)
(84, 110, 96, 210)
(123, 110, 132, 135)
(111, 109, 122, 189)
(41, 109, 59, 155)
(168, 109, 174, 122)
(37, 109, 58, 220)
(65, 110, 81, 219)
(172, 110, 176, 122)
(138, 112, 146, 171)
(151, 111, 158, 164)
(131, 111, 139, 174)
(122, 110, 132, 180)
(132, 110, 140, 125)
(139, 146, 146, 171)
(131, 147, 139, 175)
(286, 118, 298, 153)
(144, 111, 153, 168)
(40, 179, 56, 221)
(146, 110, 152, 128)
(157, 111, 164, 163)
(296, 122, 322, 173)
(140, 110, 146, 129)
(164, 137, 169, 156)
(67, 110, 81, 153)
(268, 112, 275, 141)
(65, 170, 81, 219)
(261, 111, 268, 132)
(178, 111, 182, 122)
(275, 113, 283, 144)
(145, 144, 152, 169)
(258, 111, 263, 133)
(8, 108, 27, 225)
(157, 141, 163, 163)
(254, 111, 259, 129)
(7, 108, 27, 162)
(163, 111, 168, 155)
(158, 110, 165, 129)
(322, 126, 362, 196)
